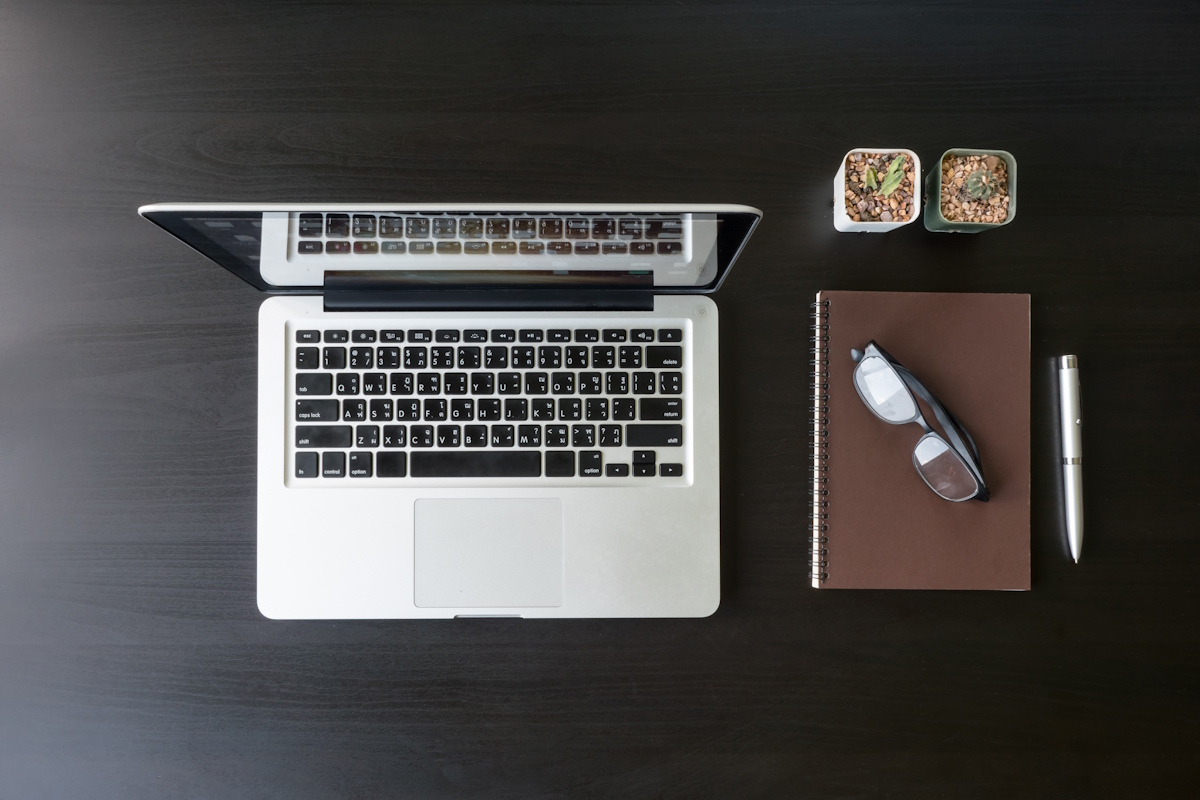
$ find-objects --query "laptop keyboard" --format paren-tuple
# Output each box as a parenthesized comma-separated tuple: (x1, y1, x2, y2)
(289, 322, 688, 482)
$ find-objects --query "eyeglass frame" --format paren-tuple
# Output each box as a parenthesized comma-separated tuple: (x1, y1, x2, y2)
(850, 340, 990, 503)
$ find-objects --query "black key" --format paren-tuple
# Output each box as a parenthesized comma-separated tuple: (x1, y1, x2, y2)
(451, 398, 474, 421)
(324, 346, 347, 369)
(646, 218, 682, 239)
(551, 372, 574, 395)
(298, 241, 322, 254)
(382, 241, 405, 255)
(640, 398, 683, 420)
(353, 330, 377, 343)
(519, 329, 544, 343)
(395, 400, 421, 421)
(296, 399, 338, 421)
(408, 330, 433, 343)
(565, 346, 588, 368)
(364, 375, 387, 401)
(369, 398, 393, 421)
(548, 329, 571, 342)
(631, 329, 654, 342)
(464, 241, 488, 254)
(464, 329, 488, 343)
(424, 399, 447, 421)
(383, 425, 406, 447)
(477, 398, 502, 421)
(572, 424, 595, 447)
(592, 345, 614, 367)
(436, 329, 460, 343)
(498, 372, 521, 394)
(459, 218, 484, 238)
(531, 398, 555, 420)
(417, 373, 440, 395)
(444, 373, 467, 395)
(336, 373, 360, 396)
(547, 241, 572, 254)
(390, 372, 414, 395)
(490, 425, 515, 447)
(565, 218, 589, 239)
(404, 347, 427, 369)
(485, 218, 510, 238)
(634, 463, 656, 477)
(296, 347, 320, 369)
(626, 424, 683, 447)
(379, 216, 404, 238)
(657, 242, 682, 255)
(518, 425, 541, 447)
(430, 346, 454, 369)
(646, 346, 682, 368)
(539, 218, 563, 238)
(295, 425, 352, 448)
(578, 372, 602, 394)
(298, 214, 323, 238)
(377, 452, 407, 477)
(606, 463, 630, 477)
(436, 425, 460, 447)
(411, 451, 541, 478)
(592, 219, 615, 239)
(352, 215, 376, 238)
(485, 346, 508, 369)
(632, 372, 655, 394)
(326, 241, 350, 254)
(381, 330, 405, 343)
(575, 329, 599, 343)
(658, 329, 683, 342)
(296, 330, 320, 343)
(525, 372, 548, 395)
(618, 346, 642, 368)
(342, 399, 366, 421)
(630, 242, 654, 255)
(545, 425, 569, 447)
(603, 329, 627, 342)
(633, 450, 656, 464)
(618, 218, 642, 239)
(349, 347, 373, 369)
(326, 214, 350, 237)
(586, 398, 608, 421)
(599, 425, 622, 447)
(538, 346, 562, 368)
(406, 217, 430, 238)
(410, 425, 434, 447)
(377, 347, 400, 369)
(660, 372, 682, 394)
(545, 451, 575, 477)
(579, 451, 602, 477)
(458, 346, 481, 369)
(612, 398, 636, 420)
(558, 398, 582, 420)
(464, 425, 487, 447)
(353, 241, 378, 255)
(512, 218, 537, 239)
(511, 346, 535, 368)
(605, 372, 628, 394)
(505, 398, 528, 421)
(322, 452, 346, 478)
(470, 372, 494, 395)
(356, 425, 379, 448)
(432, 217, 457, 238)
(660, 463, 683, 477)
(491, 329, 516, 343)
(574, 242, 599, 255)
(296, 451, 318, 478)
(491, 241, 516, 255)
(603, 242, 627, 254)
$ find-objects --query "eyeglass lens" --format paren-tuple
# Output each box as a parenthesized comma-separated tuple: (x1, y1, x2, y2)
(912, 435, 979, 501)
(854, 355, 917, 422)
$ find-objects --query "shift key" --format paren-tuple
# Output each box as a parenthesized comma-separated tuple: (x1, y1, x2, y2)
(295, 426, 352, 448)
(625, 424, 683, 447)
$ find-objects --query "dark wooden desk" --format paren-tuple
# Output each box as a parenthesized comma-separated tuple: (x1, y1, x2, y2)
(1, 2, 1197, 796)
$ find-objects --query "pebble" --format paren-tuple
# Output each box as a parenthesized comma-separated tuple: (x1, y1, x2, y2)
(842, 151, 915, 224)
(939, 153, 1010, 224)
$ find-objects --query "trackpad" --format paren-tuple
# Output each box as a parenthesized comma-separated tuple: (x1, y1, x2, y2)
(414, 499, 563, 608)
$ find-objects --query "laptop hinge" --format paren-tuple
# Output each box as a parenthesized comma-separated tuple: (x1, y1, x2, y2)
(323, 273, 654, 312)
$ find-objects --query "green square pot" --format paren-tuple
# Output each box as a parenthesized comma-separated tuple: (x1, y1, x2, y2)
(924, 149, 1017, 233)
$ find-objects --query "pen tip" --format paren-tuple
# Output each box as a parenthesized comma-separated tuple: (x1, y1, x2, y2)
(1074, 557, 1079, 563)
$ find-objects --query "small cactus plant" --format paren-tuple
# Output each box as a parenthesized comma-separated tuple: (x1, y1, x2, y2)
(965, 169, 998, 201)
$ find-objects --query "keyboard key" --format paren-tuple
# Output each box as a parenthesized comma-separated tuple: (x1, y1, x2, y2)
(634, 463, 655, 477)
(572, 424, 595, 447)
(491, 425, 515, 447)
(363, 373, 387, 394)
(424, 399, 447, 421)
(640, 398, 682, 420)
(538, 346, 561, 368)
(539, 218, 563, 238)
(390, 372, 414, 395)
(324, 330, 349, 343)
(395, 400, 420, 420)
(605, 372, 628, 394)
(470, 373, 494, 394)
(352, 215, 377, 237)
(296, 347, 320, 369)
(484, 346, 508, 369)
(513, 218, 536, 239)
(297, 330, 320, 343)
(382, 241, 406, 254)
(658, 329, 683, 342)
(646, 218, 682, 239)
(547, 241, 572, 254)
(353, 241, 379, 254)
(525, 372, 548, 395)
(660, 463, 683, 477)
(579, 373, 602, 394)
(298, 241, 322, 254)
(632, 372, 655, 394)
(356, 425, 379, 448)
(498, 372, 521, 394)
(411, 451, 540, 478)
(618, 219, 642, 239)
(603, 329, 626, 343)
(548, 329, 571, 343)
(383, 425, 406, 447)
(618, 346, 641, 368)
(602, 242, 628, 255)
(380, 216, 404, 237)
(322, 452, 346, 478)
(459, 218, 484, 238)
(324, 347, 347, 369)
(477, 398, 501, 421)
(545, 425, 568, 447)
(505, 398, 528, 421)
(432, 217, 457, 238)
(369, 398, 393, 421)
(631, 329, 654, 342)
(660, 372, 682, 394)
(298, 214, 323, 237)
(531, 398, 555, 420)
(631, 242, 654, 255)
(296, 399, 338, 421)
(409, 330, 433, 343)
(349, 347, 373, 369)
(437, 241, 462, 254)
(381, 330, 405, 344)
(565, 218, 589, 239)
(518, 425, 541, 447)
(519, 329, 544, 343)
(444, 373, 467, 395)
(377, 347, 400, 369)
(436, 425, 460, 447)
(626, 424, 683, 447)
(295, 425, 352, 448)
(464, 241, 488, 254)
(647, 346, 682, 368)
(295, 451, 318, 478)
(486, 218, 510, 238)
(551, 372, 574, 395)
(545, 451, 574, 477)
(417, 373, 440, 395)
(574, 242, 599, 255)
(657, 242, 682, 255)
(451, 398, 474, 421)
(605, 463, 629, 477)
(592, 345, 614, 367)
(377, 452, 407, 477)
(409, 241, 434, 254)
(579, 451, 602, 476)
(511, 346, 535, 368)
(406, 217, 430, 238)
(410, 425, 433, 447)
(633, 450, 656, 464)
(464, 329, 487, 343)
(491, 242, 517, 255)
(592, 219, 615, 239)
(558, 398, 582, 420)
(599, 425, 622, 447)
(612, 398, 636, 420)
(351, 330, 377, 344)
(430, 346, 454, 369)
(404, 347, 427, 369)
(464, 425, 487, 447)
(336, 373, 360, 396)
(565, 346, 588, 368)
(326, 241, 351, 254)
(586, 398, 608, 421)
(342, 399, 366, 420)
(434, 330, 460, 343)
(326, 214, 350, 237)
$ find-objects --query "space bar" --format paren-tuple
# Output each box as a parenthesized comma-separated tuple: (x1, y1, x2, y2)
(410, 452, 542, 478)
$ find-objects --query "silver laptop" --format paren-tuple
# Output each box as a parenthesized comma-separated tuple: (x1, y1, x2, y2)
(140, 204, 762, 619)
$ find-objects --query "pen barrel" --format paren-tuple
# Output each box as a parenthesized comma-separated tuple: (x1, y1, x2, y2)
(1062, 463, 1084, 560)
(1058, 361, 1082, 459)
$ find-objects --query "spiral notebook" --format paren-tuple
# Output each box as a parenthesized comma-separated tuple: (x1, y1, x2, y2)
(810, 290, 1031, 590)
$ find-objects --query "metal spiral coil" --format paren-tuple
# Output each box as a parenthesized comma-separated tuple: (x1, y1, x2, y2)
(809, 299, 831, 584)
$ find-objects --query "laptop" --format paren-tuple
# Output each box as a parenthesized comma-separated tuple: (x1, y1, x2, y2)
(139, 204, 762, 619)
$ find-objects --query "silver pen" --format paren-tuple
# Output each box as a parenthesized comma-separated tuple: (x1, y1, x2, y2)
(1058, 356, 1084, 562)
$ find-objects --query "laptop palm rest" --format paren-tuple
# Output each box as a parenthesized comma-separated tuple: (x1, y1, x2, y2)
(414, 499, 564, 608)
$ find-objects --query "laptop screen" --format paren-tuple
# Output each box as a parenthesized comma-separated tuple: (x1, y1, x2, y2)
(139, 206, 760, 293)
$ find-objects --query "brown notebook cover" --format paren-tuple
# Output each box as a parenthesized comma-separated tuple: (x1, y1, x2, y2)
(811, 291, 1030, 590)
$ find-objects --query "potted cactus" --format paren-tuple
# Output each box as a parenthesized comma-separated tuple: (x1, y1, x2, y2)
(924, 148, 1017, 232)
(834, 148, 921, 232)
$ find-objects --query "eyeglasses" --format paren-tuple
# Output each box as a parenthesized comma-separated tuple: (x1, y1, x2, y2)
(851, 341, 990, 502)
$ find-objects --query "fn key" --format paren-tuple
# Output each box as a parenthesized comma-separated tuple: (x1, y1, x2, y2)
(295, 452, 318, 478)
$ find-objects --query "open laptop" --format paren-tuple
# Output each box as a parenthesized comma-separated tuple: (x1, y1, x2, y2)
(139, 204, 762, 619)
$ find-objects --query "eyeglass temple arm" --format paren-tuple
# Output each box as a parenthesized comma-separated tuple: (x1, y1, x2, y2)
(895, 365, 986, 482)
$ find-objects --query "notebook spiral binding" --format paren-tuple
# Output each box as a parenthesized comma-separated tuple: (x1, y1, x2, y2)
(809, 300, 829, 584)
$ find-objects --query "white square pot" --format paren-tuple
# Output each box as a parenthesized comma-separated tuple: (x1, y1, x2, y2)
(833, 148, 921, 232)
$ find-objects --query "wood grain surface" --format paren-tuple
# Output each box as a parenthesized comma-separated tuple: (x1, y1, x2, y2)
(1, 1, 1198, 797)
